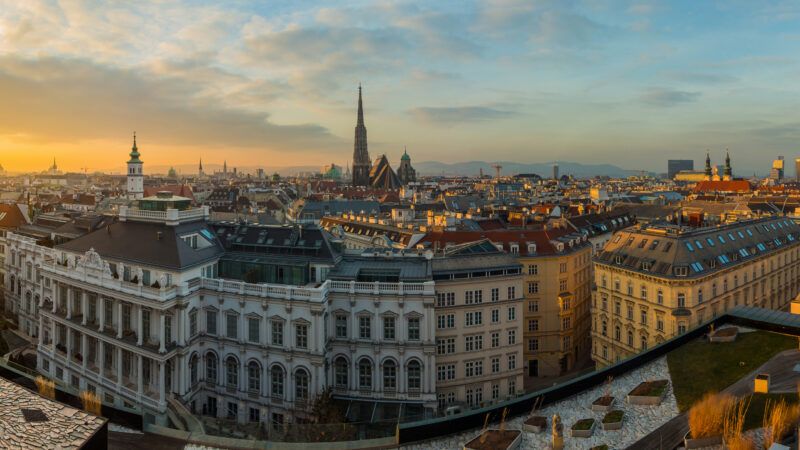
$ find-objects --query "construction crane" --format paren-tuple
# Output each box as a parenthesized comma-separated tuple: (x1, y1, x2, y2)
(491, 164, 502, 179)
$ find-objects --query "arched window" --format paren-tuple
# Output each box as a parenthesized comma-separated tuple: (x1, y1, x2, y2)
(334, 357, 348, 389)
(225, 356, 238, 388)
(271, 366, 284, 398)
(407, 360, 421, 390)
(641, 336, 648, 350)
(627, 331, 634, 347)
(25, 291, 32, 313)
(205, 353, 217, 383)
(190, 354, 198, 385)
(383, 360, 397, 390)
(358, 359, 372, 390)
(248, 361, 261, 393)
(295, 369, 309, 401)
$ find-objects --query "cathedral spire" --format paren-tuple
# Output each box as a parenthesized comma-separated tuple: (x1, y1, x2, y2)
(352, 84, 371, 186)
(724, 149, 732, 178)
(704, 150, 712, 177)
(357, 83, 364, 127)
(128, 131, 141, 163)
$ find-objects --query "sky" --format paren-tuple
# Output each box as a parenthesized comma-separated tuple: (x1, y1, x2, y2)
(1, 0, 799, 175)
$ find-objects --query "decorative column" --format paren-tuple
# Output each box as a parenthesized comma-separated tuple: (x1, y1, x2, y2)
(99, 340, 105, 379)
(52, 281, 58, 313)
(177, 308, 185, 346)
(81, 334, 88, 370)
(116, 346, 123, 385)
(117, 301, 123, 339)
(81, 291, 87, 325)
(137, 307, 143, 346)
(98, 298, 105, 332)
(158, 361, 166, 405)
(137, 354, 144, 397)
(66, 289, 72, 319)
(159, 313, 166, 353)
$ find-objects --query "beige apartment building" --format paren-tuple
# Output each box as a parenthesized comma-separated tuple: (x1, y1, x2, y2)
(517, 233, 592, 387)
(592, 217, 800, 366)
(429, 240, 524, 412)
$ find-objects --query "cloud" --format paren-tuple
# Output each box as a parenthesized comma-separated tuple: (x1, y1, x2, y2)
(667, 72, 738, 84)
(639, 87, 701, 107)
(0, 56, 338, 150)
(408, 105, 518, 125)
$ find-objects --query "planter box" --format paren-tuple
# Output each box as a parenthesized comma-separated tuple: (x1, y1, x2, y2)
(627, 380, 669, 406)
(685, 431, 723, 449)
(709, 327, 738, 343)
(754, 374, 770, 393)
(522, 416, 547, 433)
(464, 429, 522, 450)
(592, 395, 615, 412)
(601, 410, 624, 431)
(570, 419, 595, 438)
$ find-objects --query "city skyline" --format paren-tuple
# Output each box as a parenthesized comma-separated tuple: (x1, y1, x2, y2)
(1, 1, 800, 173)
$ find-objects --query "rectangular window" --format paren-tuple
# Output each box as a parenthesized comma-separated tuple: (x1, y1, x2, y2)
(335, 314, 348, 338)
(141, 309, 150, 341)
(491, 332, 500, 348)
(507, 286, 516, 299)
(508, 354, 516, 370)
(559, 279, 567, 292)
(528, 338, 539, 351)
(491, 309, 500, 323)
(271, 321, 283, 346)
(507, 329, 516, 345)
(383, 316, 396, 340)
(408, 317, 420, 341)
(491, 357, 500, 373)
(206, 310, 217, 335)
(359, 316, 371, 339)
(465, 311, 482, 326)
(189, 311, 197, 337)
(295, 324, 308, 349)
(528, 282, 539, 294)
(528, 319, 539, 332)
(491, 288, 499, 302)
(226, 313, 238, 339)
(528, 300, 539, 312)
(507, 306, 516, 321)
(248, 317, 260, 343)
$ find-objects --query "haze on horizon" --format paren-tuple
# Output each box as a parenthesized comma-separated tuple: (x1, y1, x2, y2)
(1, 0, 799, 175)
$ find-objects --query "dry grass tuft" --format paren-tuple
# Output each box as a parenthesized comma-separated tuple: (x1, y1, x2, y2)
(688, 392, 736, 438)
(80, 390, 102, 416)
(723, 397, 755, 450)
(35, 376, 55, 399)
(762, 398, 800, 449)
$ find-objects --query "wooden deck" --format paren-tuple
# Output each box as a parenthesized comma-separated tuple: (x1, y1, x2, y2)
(626, 348, 800, 450)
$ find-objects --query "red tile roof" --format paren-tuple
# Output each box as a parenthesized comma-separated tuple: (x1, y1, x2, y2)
(693, 180, 751, 193)
(144, 185, 195, 201)
(0, 203, 29, 229)
(419, 228, 584, 256)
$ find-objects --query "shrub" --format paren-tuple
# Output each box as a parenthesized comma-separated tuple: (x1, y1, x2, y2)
(688, 392, 735, 438)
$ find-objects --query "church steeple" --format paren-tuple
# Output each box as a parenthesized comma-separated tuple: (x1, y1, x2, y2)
(126, 132, 144, 200)
(357, 83, 364, 127)
(128, 131, 142, 163)
(704, 150, 712, 177)
(352, 83, 371, 186)
(724, 149, 732, 179)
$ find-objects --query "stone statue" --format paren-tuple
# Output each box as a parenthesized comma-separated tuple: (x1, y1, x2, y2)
(551, 413, 563, 450)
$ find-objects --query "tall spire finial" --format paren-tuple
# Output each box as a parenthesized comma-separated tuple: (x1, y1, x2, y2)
(357, 83, 364, 126)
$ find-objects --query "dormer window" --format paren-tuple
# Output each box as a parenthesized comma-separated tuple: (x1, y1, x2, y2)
(509, 244, 519, 255)
(614, 255, 623, 265)
(527, 243, 537, 254)
(674, 266, 688, 277)
(641, 261, 651, 271)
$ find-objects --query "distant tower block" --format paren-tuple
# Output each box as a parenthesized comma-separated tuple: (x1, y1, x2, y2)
(553, 163, 559, 180)
(491, 164, 502, 179)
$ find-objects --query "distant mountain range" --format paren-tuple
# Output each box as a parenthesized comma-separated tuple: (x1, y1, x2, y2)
(414, 160, 640, 178)
(143, 160, 640, 178)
